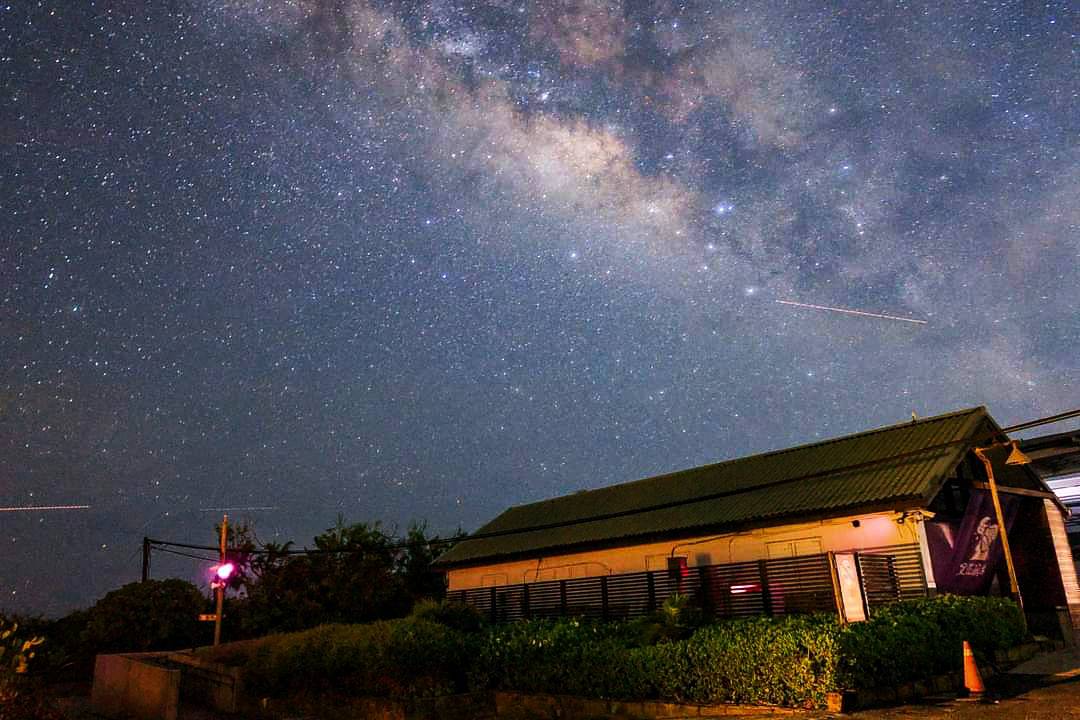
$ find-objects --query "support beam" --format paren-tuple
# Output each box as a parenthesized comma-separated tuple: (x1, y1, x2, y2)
(1044, 498, 1080, 644)
(913, 519, 937, 597)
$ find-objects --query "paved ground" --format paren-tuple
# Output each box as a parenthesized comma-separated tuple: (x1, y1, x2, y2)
(805, 647, 1080, 720)
(837, 676, 1080, 719)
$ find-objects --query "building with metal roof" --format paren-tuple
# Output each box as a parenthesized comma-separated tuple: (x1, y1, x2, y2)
(437, 407, 1079, 638)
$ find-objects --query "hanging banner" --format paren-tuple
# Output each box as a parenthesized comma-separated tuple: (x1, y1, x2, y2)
(924, 489, 1019, 595)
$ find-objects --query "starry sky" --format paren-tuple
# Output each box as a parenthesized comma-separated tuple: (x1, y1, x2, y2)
(2, 0, 1077, 615)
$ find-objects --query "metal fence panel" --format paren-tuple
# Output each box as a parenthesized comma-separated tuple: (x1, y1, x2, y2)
(448, 546, 919, 623)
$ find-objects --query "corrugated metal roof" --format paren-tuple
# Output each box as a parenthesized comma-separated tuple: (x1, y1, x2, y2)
(436, 407, 993, 567)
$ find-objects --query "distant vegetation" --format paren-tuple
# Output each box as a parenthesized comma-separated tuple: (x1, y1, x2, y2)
(225, 518, 457, 637)
(0, 518, 458, 718)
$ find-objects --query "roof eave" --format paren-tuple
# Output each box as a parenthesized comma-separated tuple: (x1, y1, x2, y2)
(433, 494, 929, 571)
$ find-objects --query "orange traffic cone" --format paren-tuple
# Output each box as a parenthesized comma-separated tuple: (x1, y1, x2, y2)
(962, 640, 985, 697)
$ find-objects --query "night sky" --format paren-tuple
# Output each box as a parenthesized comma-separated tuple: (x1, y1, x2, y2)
(2, 1, 1077, 616)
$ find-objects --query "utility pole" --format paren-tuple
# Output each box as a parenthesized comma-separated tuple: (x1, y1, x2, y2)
(214, 514, 227, 647)
(141, 537, 151, 582)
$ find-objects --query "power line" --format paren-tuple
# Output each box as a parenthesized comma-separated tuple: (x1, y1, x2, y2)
(150, 546, 219, 562)
(1002, 407, 1080, 433)
(147, 531, 453, 556)
(143, 406, 1080, 560)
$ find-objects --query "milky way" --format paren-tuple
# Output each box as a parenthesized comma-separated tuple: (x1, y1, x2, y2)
(1, 1, 1077, 614)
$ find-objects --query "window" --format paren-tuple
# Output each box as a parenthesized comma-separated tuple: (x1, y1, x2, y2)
(766, 537, 822, 558)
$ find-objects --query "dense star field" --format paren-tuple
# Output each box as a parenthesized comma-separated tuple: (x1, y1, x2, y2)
(1, 1, 1077, 615)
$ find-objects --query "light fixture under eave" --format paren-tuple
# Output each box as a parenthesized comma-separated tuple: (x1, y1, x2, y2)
(1005, 441, 1033, 466)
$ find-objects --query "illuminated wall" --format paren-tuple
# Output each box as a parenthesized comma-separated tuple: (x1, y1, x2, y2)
(446, 510, 922, 591)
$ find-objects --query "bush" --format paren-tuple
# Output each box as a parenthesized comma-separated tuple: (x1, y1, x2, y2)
(837, 595, 1025, 689)
(81, 580, 207, 654)
(626, 591, 706, 645)
(653, 614, 841, 707)
(0, 617, 44, 695)
(468, 595, 1024, 706)
(468, 615, 840, 707)
(243, 617, 470, 699)
(0, 617, 64, 720)
(468, 617, 645, 699)
(409, 598, 486, 633)
(231, 594, 1026, 708)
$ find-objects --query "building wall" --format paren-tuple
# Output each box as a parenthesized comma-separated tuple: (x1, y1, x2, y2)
(447, 511, 921, 591)
(1044, 498, 1080, 636)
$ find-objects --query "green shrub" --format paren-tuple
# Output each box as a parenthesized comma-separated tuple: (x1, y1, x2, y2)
(837, 595, 1025, 689)
(0, 618, 44, 679)
(627, 592, 706, 646)
(243, 617, 470, 699)
(81, 580, 207, 654)
(467, 614, 839, 707)
(409, 598, 486, 633)
(671, 615, 840, 707)
(0, 617, 64, 720)
(468, 617, 646, 699)
(468, 596, 1023, 705)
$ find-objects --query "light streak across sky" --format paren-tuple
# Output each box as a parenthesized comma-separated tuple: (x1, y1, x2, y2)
(0, 505, 92, 513)
(198, 506, 280, 512)
(776, 300, 929, 325)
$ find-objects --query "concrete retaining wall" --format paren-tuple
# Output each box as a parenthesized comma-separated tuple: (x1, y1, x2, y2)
(91, 650, 243, 719)
(166, 651, 244, 713)
(90, 653, 180, 720)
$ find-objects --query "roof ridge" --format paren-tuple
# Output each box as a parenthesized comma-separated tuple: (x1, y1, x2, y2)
(511, 406, 987, 511)
(439, 406, 993, 568)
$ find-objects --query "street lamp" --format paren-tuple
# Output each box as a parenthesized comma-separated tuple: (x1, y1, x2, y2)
(971, 440, 1032, 618)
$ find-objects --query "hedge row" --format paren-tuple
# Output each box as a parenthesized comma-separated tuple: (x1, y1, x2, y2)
(467, 614, 841, 707)
(234, 595, 1025, 708)
(242, 618, 472, 698)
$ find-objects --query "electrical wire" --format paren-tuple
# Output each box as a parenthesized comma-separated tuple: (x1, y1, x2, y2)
(150, 546, 220, 562)
(145, 406, 1079, 558)
(1002, 408, 1080, 433)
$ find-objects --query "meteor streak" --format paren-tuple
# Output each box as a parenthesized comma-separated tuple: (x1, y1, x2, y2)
(198, 506, 280, 512)
(0, 504, 91, 512)
(776, 300, 928, 325)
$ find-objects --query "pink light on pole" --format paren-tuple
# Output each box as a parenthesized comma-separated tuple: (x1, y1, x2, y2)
(215, 562, 235, 581)
(210, 562, 235, 590)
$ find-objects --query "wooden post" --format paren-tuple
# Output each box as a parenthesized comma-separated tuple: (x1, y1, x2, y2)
(559, 580, 568, 616)
(698, 566, 712, 616)
(973, 447, 1025, 618)
(600, 576, 609, 620)
(759, 560, 772, 615)
(141, 537, 151, 582)
(827, 552, 844, 622)
(214, 515, 227, 647)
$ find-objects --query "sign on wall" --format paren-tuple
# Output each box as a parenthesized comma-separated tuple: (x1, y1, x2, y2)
(832, 552, 866, 622)
(924, 489, 1018, 595)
